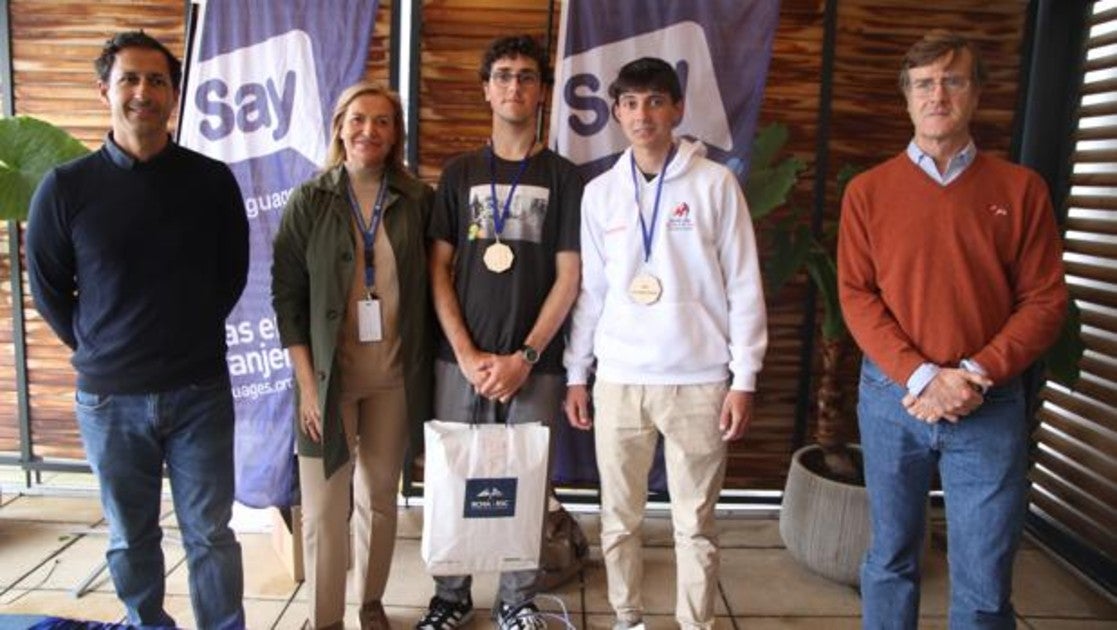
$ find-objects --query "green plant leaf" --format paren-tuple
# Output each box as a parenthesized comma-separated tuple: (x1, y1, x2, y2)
(835, 163, 862, 198)
(767, 222, 811, 296)
(745, 123, 805, 220)
(1045, 300, 1083, 387)
(0, 116, 90, 221)
(750, 123, 789, 171)
(747, 157, 805, 220)
(805, 250, 846, 341)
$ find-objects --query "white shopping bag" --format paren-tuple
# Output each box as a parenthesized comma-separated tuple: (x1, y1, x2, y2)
(421, 420, 550, 575)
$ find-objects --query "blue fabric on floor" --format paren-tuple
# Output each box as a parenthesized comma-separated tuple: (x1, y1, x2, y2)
(28, 619, 137, 630)
(0, 616, 49, 630)
(0, 617, 174, 630)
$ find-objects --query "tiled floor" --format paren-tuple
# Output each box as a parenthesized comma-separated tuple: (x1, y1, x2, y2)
(0, 475, 1114, 629)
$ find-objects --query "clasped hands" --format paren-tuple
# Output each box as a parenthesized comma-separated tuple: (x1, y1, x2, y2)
(902, 367, 993, 424)
(460, 349, 530, 404)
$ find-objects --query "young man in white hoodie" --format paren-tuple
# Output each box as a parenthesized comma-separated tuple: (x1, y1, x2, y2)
(564, 57, 767, 630)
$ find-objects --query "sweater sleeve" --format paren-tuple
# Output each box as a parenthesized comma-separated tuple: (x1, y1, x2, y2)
(26, 169, 78, 349)
(837, 175, 928, 384)
(563, 181, 607, 386)
(718, 172, 767, 391)
(970, 174, 1068, 382)
(216, 164, 249, 318)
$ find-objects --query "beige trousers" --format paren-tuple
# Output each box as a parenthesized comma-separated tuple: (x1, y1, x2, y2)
(593, 380, 729, 630)
(299, 386, 408, 628)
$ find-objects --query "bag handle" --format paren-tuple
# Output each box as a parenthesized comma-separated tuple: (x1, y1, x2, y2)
(469, 393, 513, 427)
(469, 394, 483, 427)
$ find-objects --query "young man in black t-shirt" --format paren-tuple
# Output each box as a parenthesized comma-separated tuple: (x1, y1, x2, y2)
(420, 34, 582, 630)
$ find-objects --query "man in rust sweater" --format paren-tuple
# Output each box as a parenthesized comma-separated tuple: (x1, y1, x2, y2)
(837, 30, 1067, 630)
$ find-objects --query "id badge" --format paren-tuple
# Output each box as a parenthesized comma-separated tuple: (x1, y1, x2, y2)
(357, 298, 383, 342)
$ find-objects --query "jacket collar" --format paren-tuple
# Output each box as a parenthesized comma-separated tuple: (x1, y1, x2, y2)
(310, 164, 424, 213)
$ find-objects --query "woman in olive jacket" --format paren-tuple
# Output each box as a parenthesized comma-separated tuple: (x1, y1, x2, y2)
(272, 82, 433, 630)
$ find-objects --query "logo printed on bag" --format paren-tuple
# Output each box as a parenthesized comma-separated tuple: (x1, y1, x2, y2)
(464, 478, 517, 518)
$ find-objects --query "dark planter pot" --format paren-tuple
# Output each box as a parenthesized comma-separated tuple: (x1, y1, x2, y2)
(779, 444, 869, 586)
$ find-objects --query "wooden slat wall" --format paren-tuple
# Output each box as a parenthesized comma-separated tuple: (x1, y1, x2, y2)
(1, 0, 1038, 489)
(735, 0, 824, 487)
(0, 224, 18, 453)
(1034, 2, 1117, 563)
(417, 0, 558, 182)
(6, 0, 187, 460)
(829, 0, 1025, 169)
(9, 0, 185, 146)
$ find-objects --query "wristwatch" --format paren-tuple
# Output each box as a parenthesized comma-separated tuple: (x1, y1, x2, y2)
(519, 344, 540, 365)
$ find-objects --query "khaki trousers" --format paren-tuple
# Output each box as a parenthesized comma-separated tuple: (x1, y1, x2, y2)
(299, 386, 408, 628)
(593, 380, 728, 630)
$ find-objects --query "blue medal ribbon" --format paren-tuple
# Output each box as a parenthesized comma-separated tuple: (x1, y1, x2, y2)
(346, 169, 389, 294)
(630, 143, 677, 264)
(487, 142, 533, 241)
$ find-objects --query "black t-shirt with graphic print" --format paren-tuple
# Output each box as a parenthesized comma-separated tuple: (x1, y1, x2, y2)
(429, 146, 582, 374)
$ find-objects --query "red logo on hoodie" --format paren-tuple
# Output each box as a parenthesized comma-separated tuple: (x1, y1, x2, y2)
(668, 202, 694, 231)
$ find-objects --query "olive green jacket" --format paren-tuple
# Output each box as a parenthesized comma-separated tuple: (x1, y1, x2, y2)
(272, 164, 434, 479)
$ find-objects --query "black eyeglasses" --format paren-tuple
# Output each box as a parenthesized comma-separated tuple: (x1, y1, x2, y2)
(490, 70, 541, 87)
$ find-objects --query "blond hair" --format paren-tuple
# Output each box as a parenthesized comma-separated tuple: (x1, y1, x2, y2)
(325, 81, 406, 171)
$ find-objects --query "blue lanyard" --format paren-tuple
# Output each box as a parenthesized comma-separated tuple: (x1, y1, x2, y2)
(630, 144, 676, 264)
(346, 170, 389, 292)
(487, 143, 532, 240)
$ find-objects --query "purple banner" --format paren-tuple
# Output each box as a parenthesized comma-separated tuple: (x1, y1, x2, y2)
(179, 0, 378, 507)
(547, 0, 780, 485)
(549, 0, 779, 183)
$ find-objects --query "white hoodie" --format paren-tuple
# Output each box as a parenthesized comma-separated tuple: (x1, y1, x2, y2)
(564, 138, 768, 390)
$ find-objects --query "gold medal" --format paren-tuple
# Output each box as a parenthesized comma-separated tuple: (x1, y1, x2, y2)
(628, 272, 662, 305)
(483, 241, 515, 273)
(484, 143, 531, 275)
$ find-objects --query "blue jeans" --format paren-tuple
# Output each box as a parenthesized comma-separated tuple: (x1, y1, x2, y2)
(76, 373, 245, 629)
(858, 359, 1027, 630)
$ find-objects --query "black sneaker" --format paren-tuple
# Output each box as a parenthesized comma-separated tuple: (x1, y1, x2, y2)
(497, 601, 546, 630)
(415, 595, 474, 629)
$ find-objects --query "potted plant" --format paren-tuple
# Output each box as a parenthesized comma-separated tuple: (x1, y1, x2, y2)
(746, 125, 860, 475)
(1, 115, 90, 221)
(770, 163, 869, 586)
(744, 124, 866, 584)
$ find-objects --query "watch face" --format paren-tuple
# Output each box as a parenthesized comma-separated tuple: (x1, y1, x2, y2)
(522, 346, 539, 363)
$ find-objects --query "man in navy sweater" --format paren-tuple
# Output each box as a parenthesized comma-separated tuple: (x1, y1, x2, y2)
(26, 31, 248, 629)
